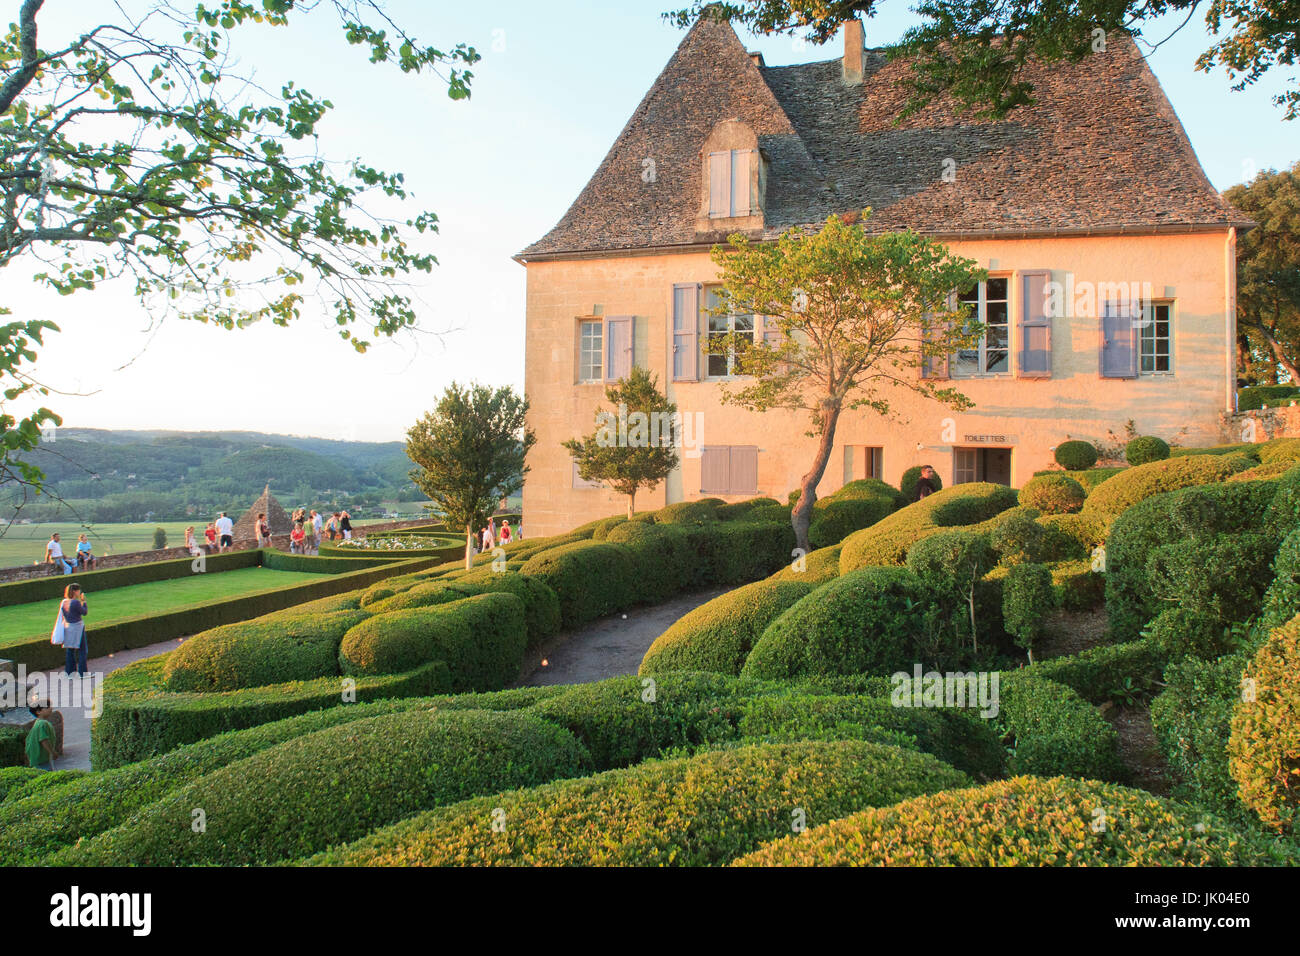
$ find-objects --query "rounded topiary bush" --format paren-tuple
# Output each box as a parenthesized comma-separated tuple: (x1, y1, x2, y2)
(338, 593, 526, 691)
(654, 499, 720, 525)
(1257, 527, 1300, 635)
(1054, 440, 1098, 471)
(732, 777, 1285, 866)
(519, 540, 638, 629)
(899, 465, 942, 502)
(305, 740, 970, 867)
(742, 567, 935, 680)
(832, 478, 905, 506)
(365, 580, 472, 615)
(163, 610, 368, 692)
(1019, 474, 1085, 514)
(1259, 437, 1300, 465)
(55, 709, 587, 866)
(770, 543, 842, 584)
(1083, 454, 1254, 519)
(604, 520, 695, 603)
(639, 579, 816, 676)
(1229, 612, 1300, 834)
(808, 497, 895, 549)
(448, 568, 562, 647)
(716, 497, 780, 520)
(1126, 435, 1171, 466)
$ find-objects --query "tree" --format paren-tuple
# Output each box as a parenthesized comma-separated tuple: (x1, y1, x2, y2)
(563, 367, 680, 519)
(707, 211, 984, 552)
(405, 383, 533, 569)
(0, 0, 477, 514)
(1225, 163, 1300, 384)
(668, 1, 1300, 121)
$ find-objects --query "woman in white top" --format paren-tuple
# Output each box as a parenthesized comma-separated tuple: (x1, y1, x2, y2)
(481, 525, 494, 552)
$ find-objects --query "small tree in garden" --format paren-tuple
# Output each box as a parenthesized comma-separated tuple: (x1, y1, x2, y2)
(1003, 562, 1056, 662)
(406, 384, 534, 569)
(906, 529, 996, 657)
(563, 368, 679, 519)
(152, 527, 168, 550)
(708, 211, 984, 552)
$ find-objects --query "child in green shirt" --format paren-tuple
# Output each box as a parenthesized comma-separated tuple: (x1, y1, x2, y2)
(25, 702, 56, 771)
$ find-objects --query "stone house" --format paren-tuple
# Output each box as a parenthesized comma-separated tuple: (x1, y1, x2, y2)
(516, 16, 1249, 536)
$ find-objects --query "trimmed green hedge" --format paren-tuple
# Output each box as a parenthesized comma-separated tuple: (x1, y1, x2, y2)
(1239, 385, 1300, 410)
(995, 673, 1125, 781)
(1021, 638, 1165, 705)
(770, 543, 842, 584)
(639, 579, 816, 676)
(733, 777, 1288, 866)
(1083, 453, 1254, 520)
(1054, 440, 1098, 470)
(808, 497, 896, 549)
(1125, 435, 1170, 465)
(838, 483, 1018, 571)
(57, 709, 587, 866)
(305, 740, 970, 867)
(1019, 474, 1085, 514)
(338, 593, 526, 692)
(519, 540, 638, 630)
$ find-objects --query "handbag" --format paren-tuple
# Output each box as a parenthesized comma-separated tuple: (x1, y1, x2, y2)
(50, 603, 67, 646)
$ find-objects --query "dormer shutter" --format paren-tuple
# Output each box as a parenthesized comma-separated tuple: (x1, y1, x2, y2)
(708, 152, 729, 218)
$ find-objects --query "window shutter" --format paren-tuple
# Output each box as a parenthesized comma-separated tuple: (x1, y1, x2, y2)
(708, 151, 730, 218)
(1099, 299, 1138, 379)
(700, 446, 729, 493)
(672, 284, 700, 381)
(731, 149, 752, 217)
(918, 308, 950, 380)
(605, 316, 633, 382)
(1017, 270, 1052, 378)
(729, 445, 758, 494)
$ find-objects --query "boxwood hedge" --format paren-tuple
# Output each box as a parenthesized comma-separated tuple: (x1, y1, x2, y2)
(57, 709, 587, 866)
(994, 674, 1125, 781)
(733, 777, 1288, 866)
(1082, 453, 1254, 520)
(305, 740, 970, 867)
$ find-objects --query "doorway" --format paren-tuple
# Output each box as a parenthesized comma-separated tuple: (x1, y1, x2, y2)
(953, 446, 1012, 486)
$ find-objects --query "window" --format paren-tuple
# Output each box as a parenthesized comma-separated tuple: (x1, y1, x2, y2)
(1139, 302, 1172, 374)
(700, 445, 758, 494)
(578, 320, 603, 383)
(843, 446, 883, 483)
(704, 286, 754, 378)
(708, 149, 753, 219)
(953, 277, 1010, 376)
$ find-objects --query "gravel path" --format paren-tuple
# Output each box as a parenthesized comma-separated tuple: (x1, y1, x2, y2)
(521, 588, 728, 687)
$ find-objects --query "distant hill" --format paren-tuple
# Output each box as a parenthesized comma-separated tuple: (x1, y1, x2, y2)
(14, 429, 423, 522)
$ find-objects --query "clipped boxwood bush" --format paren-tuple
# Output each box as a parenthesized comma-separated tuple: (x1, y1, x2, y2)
(306, 740, 970, 867)
(732, 777, 1286, 866)
(689, 520, 797, 586)
(653, 499, 720, 525)
(1145, 533, 1275, 627)
(1054, 440, 1098, 470)
(640, 579, 816, 676)
(56, 709, 587, 866)
(1257, 527, 1300, 636)
(1023, 638, 1165, 705)
(338, 593, 526, 691)
(808, 497, 896, 549)
(747, 502, 792, 523)
(770, 543, 841, 584)
(838, 483, 1018, 572)
(163, 609, 368, 692)
(445, 567, 562, 647)
(716, 497, 779, 520)
(1125, 435, 1170, 465)
(995, 674, 1125, 781)
(1259, 437, 1300, 465)
(1229, 612, 1300, 833)
(519, 540, 638, 629)
(1019, 474, 1085, 514)
(742, 567, 937, 680)
(589, 515, 629, 539)
(1002, 562, 1055, 661)
(603, 521, 695, 604)
(1083, 453, 1255, 519)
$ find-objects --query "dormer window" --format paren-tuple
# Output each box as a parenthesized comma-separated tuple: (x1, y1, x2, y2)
(708, 149, 755, 218)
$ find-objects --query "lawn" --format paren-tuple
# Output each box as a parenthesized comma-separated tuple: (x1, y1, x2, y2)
(0, 566, 336, 650)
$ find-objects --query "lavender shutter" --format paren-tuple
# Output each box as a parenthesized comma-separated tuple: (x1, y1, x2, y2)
(1018, 270, 1052, 378)
(672, 284, 700, 381)
(700, 446, 729, 493)
(729, 445, 758, 494)
(708, 152, 729, 218)
(605, 316, 633, 382)
(731, 149, 751, 217)
(1099, 299, 1138, 379)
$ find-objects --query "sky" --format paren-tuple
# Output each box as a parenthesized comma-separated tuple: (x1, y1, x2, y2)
(5, 0, 1296, 443)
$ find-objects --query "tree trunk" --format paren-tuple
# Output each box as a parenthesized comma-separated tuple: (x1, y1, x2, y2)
(1242, 319, 1300, 385)
(627, 489, 636, 520)
(791, 400, 842, 554)
(464, 522, 473, 571)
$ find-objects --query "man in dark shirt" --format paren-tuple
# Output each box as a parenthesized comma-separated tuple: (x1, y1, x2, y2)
(914, 465, 939, 502)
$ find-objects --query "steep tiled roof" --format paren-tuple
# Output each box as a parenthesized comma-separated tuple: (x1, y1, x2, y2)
(518, 18, 1246, 259)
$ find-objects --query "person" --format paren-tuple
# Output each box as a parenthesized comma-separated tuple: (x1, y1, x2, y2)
(327, 512, 340, 541)
(488, 515, 496, 545)
(290, 521, 306, 554)
(75, 533, 96, 570)
(184, 526, 202, 556)
(204, 522, 217, 551)
(25, 701, 56, 771)
(311, 510, 323, 553)
(215, 512, 234, 552)
(45, 533, 75, 575)
(255, 512, 271, 548)
(498, 520, 512, 546)
(339, 510, 353, 541)
(914, 465, 939, 502)
(481, 524, 494, 552)
(59, 584, 89, 677)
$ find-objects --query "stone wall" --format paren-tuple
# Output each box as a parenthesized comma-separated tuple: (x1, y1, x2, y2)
(0, 516, 443, 585)
(1221, 404, 1300, 443)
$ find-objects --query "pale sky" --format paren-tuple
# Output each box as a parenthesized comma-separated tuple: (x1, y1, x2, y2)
(5, 0, 1295, 442)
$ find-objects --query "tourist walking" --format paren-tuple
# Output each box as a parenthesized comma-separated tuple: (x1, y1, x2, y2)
(481, 524, 494, 552)
(339, 510, 353, 541)
(44, 533, 74, 575)
(25, 701, 56, 771)
(326, 512, 340, 541)
(255, 512, 271, 548)
(53, 584, 89, 676)
(290, 521, 306, 554)
(914, 465, 939, 502)
(488, 515, 496, 545)
(75, 533, 96, 570)
(215, 512, 234, 552)
(204, 522, 217, 551)
(498, 520, 512, 546)
(311, 510, 323, 553)
(184, 526, 203, 556)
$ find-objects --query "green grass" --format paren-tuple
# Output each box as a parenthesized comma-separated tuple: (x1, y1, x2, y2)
(0, 520, 205, 570)
(0, 567, 335, 651)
